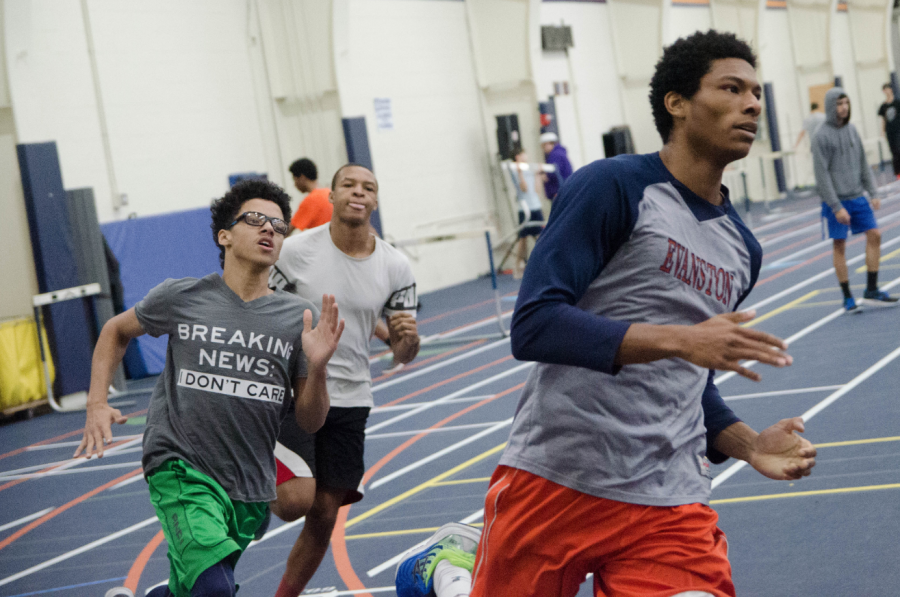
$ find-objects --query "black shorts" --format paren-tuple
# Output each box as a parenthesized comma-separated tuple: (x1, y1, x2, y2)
(518, 209, 545, 238)
(275, 406, 370, 506)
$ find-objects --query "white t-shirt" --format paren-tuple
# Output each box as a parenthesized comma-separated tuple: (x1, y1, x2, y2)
(270, 224, 416, 407)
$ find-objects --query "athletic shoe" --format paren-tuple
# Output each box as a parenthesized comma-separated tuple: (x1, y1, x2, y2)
(395, 522, 480, 597)
(844, 297, 861, 313)
(104, 588, 135, 597)
(861, 289, 899, 307)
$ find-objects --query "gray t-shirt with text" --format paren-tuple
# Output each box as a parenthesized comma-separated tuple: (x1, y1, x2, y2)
(136, 274, 315, 502)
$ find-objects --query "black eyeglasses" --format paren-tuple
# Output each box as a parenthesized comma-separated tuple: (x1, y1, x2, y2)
(227, 211, 289, 235)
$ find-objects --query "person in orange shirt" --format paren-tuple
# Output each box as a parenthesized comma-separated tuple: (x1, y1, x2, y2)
(289, 158, 333, 232)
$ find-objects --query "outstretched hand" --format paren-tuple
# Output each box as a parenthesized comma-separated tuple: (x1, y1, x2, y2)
(302, 294, 345, 372)
(748, 417, 816, 480)
(681, 310, 792, 381)
(74, 404, 128, 458)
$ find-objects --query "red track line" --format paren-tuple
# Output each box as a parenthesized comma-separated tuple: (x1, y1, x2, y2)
(762, 234, 823, 260)
(124, 530, 165, 593)
(0, 436, 139, 494)
(416, 290, 518, 326)
(371, 340, 485, 383)
(379, 355, 513, 409)
(0, 467, 143, 552)
(330, 382, 526, 595)
(0, 407, 148, 463)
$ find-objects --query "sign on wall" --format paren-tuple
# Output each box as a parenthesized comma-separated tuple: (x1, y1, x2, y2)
(374, 98, 394, 131)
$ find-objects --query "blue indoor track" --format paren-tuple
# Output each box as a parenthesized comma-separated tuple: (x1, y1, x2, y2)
(2, 187, 900, 596)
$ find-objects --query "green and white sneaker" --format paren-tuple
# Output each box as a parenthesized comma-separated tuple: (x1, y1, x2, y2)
(395, 522, 480, 597)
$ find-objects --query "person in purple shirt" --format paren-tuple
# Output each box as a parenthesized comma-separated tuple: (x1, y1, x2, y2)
(540, 131, 573, 200)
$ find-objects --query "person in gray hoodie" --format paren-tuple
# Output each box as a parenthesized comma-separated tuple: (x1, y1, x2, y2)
(812, 87, 897, 310)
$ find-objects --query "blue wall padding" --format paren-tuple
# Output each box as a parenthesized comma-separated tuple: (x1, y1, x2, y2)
(17, 142, 94, 396)
(101, 207, 222, 376)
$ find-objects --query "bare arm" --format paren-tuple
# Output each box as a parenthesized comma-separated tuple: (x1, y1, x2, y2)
(712, 418, 816, 480)
(74, 309, 146, 458)
(387, 312, 420, 365)
(373, 319, 390, 344)
(614, 310, 792, 382)
(294, 295, 345, 433)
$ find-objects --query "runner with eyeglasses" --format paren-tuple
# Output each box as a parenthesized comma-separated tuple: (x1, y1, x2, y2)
(77, 179, 345, 597)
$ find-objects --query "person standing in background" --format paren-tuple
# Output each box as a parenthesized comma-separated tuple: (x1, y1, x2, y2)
(540, 132, 573, 201)
(878, 83, 900, 179)
(509, 147, 545, 278)
(813, 87, 897, 311)
(794, 102, 825, 150)
(288, 158, 333, 233)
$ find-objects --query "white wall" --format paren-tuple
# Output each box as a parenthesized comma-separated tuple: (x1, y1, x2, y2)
(668, 4, 712, 43)
(4, 0, 274, 224)
(0, 1, 39, 320)
(539, 1, 626, 166)
(337, 0, 495, 291)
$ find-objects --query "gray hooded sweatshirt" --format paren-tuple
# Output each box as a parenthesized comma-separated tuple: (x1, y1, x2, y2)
(812, 87, 877, 214)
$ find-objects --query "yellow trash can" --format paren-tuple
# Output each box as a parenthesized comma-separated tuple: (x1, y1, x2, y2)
(0, 317, 56, 411)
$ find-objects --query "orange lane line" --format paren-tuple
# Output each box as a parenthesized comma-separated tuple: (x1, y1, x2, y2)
(417, 298, 496, 325)
(0, 436, 138, 494)
(379, 355, 514, 409)
(417, 290, 518, 326)
(124, 529, 166, 592)
(0, 407, 148, 462)
(331, 382, 526, 595)
(0, 466, 144, 552)
(371, 340, 485, 383)
(763, 235, 822, 260)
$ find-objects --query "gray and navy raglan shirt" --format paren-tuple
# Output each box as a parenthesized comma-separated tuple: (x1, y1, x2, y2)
(136, 274, 316, 503)
(501, 152, 761, 507)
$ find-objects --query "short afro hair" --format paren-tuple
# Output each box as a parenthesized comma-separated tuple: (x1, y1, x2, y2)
(289, 158, 317, 180)
(649, 30, 756, 144)
(330, 163, 376, 190)
(210, 179, 292, 268)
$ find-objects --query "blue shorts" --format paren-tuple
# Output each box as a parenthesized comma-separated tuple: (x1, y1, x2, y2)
(821, 197, 877, 240)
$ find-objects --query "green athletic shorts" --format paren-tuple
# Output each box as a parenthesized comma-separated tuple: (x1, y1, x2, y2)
(147, 460, 268, 597)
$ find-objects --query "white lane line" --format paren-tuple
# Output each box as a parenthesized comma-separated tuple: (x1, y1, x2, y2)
(750, 206, 822, 234)
(369, 420, 513, 491)
(0, 508, 55, 533)
(723, 385, 844, 401)
(24, 435, 143, 451)
(367, 421, 509, 440)
(0, 447, 143, 477)
(367, 508, 486, 578)
(0, 438, 143, 481)
(746, 233, 900, 312)
(367, 362, 532, 434)
(372, 338, 511, 393)
(368, 311, 512, 365)
(302, 588, 395, 596)
(250, 517, 305, 545)
(758, 223, 822, 247)
(712, 343, 900, 489)
(421, 311, 512, 344)
(720, 273, 900, 385)
(371, 394, 495, 414)
(0, 461, 143, 481)
(110, 473, 147, 491)
(0, 516, 158, 588)
(765, 209, 900, 268)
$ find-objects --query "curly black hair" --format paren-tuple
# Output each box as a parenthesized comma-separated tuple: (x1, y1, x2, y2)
(288, 158, 317, 180)
(210, 179, 292, 268)
(649, 30, 756, 144)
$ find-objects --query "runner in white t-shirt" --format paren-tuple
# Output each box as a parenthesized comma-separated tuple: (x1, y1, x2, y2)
(268, 163, 420, 597)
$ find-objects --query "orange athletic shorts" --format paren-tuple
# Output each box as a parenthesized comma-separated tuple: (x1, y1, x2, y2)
(470, 465, 735, 597)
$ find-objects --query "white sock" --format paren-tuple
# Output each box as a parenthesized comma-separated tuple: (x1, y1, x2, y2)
(434, 559, 472, 597)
